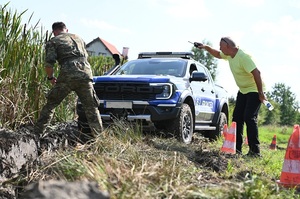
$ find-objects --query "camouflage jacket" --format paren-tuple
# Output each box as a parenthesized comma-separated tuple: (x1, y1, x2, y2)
(45, 32, 93, 81)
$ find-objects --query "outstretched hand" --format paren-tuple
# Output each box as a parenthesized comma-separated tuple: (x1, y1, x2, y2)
(194, 42, 202, 47)
(194, 42, 204, 49)
(189, 41, 204, 49)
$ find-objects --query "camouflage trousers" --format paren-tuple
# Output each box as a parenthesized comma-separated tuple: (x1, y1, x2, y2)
(34, 79, 103, 136)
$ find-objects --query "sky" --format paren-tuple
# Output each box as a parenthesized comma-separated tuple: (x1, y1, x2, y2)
(4, 0, 300, 101)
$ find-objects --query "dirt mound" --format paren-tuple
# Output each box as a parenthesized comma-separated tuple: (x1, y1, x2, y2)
(0, 121, 95, 199)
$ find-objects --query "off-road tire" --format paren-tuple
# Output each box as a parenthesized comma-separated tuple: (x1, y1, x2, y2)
(208, 112, 227, 140)
(166, 103, 194, 144)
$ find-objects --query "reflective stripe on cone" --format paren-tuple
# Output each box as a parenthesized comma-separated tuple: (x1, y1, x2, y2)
(221, 122, 236, 154)
(277, 125, 300, 189)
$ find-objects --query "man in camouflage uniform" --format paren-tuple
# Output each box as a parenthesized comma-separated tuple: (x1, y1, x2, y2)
(34, 22, 103, 139)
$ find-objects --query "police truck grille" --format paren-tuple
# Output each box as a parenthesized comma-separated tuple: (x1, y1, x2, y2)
(94, 82, 160, 100)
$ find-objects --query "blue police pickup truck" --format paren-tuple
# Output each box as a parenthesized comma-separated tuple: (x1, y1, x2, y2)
(77, 52, 229, 143)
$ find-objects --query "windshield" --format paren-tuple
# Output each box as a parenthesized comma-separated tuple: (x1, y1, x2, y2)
(115, 59, 187, 77)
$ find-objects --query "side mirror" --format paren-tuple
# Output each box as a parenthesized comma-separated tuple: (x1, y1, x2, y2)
(103, 65, 120, 75)
(112, 53, 121, 66)
(189, 72, 208, 82)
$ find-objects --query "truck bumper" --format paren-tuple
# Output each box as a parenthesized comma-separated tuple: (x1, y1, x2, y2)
(77, 100, 181, 123)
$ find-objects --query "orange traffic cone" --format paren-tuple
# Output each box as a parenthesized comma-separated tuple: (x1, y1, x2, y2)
(277, 125, 300, 189)
(221, 124, 228, 138)
(244, 136, 248, 145)
(269, 134, 277, 150)
(221, 122, 236, 154)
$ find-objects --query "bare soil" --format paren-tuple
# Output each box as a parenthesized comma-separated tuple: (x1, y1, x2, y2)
(0, 122, 81, 198)
(0, 121, 235, 198)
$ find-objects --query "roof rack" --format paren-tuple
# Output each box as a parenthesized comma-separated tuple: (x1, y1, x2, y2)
(138, 52, 193, 59)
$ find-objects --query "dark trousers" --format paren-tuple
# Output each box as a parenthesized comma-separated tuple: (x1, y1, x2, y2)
(232, 91, 261, 154)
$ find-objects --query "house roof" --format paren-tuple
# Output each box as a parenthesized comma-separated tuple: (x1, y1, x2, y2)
(87, 37, 120, 55)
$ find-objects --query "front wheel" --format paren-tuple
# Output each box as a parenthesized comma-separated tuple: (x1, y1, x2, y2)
(166, 103, 194, 144)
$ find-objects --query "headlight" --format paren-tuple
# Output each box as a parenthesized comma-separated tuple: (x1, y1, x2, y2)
(150, 83, 173, 99)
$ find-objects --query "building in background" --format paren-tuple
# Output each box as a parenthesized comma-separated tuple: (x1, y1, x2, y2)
(86, 37, 120, 57)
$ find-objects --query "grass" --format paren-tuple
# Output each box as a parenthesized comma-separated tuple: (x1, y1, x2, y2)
(26, 123, 300, 199)
(259, 125, 293, 149)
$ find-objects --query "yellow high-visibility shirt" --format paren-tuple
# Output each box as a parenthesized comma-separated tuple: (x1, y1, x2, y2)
(220, 49, 265, 94)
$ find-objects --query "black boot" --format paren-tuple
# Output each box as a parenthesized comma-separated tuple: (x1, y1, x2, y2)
(245, 145, 262, 158)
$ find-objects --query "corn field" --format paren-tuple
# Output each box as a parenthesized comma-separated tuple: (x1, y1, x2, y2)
(0, 3, 115, 129)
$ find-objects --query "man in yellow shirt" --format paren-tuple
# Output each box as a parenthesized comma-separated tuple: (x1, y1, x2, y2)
(196, 37, 266, 157)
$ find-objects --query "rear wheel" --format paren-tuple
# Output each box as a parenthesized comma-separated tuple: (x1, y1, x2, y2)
(208, 112, 227, 140)
(166, 103, 194, 144)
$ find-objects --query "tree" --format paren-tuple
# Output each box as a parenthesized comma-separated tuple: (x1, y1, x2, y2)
(269, 83, 299, 126)
(261, 98, 281, 125)
(191, 40, 218, 80)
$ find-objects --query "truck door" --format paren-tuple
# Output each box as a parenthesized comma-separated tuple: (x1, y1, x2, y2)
(190, 63, 216, 122)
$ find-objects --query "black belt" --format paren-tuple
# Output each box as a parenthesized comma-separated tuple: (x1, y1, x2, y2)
(59, 57, 87, 65)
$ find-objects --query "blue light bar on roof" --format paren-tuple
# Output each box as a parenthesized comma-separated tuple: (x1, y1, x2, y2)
(138, 52, 193, 59)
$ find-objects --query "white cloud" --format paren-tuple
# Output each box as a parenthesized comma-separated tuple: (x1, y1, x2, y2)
(251, 16, 300, 99)
(289, 0, 300, 9)
(164, 0, 211, 18)
(252, 16, 300, 36)
(80, 18, 132, 34)
(252, 16, 300, 57)
(230, 0, 265, 7)
(144, 0, 210, 18)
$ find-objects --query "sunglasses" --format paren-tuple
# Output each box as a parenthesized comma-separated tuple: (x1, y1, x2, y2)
(221, 38, 229, 45)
